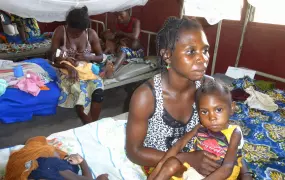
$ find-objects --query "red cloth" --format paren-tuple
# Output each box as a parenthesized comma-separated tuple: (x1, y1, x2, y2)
(116, 17, 140, 37)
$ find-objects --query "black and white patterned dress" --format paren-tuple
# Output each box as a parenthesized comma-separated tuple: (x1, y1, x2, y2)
(143, 73, 201, 152)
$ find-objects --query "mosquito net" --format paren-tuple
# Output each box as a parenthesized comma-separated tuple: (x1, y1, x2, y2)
(0, 0, 148, 22)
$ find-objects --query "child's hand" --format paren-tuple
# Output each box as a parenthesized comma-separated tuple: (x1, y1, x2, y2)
(67, 154, 84, 165)
(96, 174, 109, 180)
(67, 66, 79, 82)
(66, 57, 78, 67)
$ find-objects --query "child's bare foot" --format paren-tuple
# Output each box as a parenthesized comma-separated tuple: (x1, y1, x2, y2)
(105, 61, 114, 79)
(96, 174, 109, 180)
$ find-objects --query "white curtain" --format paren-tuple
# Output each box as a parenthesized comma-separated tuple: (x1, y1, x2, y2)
(184, 0, 243, 25)
(0, 0, 148, 22)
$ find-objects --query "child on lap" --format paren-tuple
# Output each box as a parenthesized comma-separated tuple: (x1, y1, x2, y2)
(148, 80, 251, 180)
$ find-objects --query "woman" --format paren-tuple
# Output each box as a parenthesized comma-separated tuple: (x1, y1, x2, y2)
(112, 10, 143, 71)
(5, 136, 108, 180)
(126, 17, 252, 179)
(49, 6, 109, 124)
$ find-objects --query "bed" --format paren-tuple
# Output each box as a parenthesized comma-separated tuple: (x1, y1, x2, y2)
(0, 84, 284, 180)
(0, 55, 158, 124)
(0, 38, 51, 61)
(0, 58, 60, 124)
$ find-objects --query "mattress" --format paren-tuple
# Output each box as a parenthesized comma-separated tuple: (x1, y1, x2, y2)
(104, 56, 159, 89)
(0, 58, 60, 124)
(0, 115, 147, 180)
(0, 46, 50, 61)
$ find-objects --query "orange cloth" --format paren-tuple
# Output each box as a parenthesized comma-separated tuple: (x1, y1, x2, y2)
(4, 136, 67, 180)
(59, 61, 98, 80)
(0, 34, 7, 43)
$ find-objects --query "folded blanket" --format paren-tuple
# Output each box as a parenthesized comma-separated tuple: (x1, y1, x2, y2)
(0, 60, 51, 84)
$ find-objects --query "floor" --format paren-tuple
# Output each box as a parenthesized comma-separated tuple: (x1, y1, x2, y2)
(0, 86, 128, 149)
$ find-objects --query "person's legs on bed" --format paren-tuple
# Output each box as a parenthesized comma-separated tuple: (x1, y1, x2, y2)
(114, 51, 127, 71)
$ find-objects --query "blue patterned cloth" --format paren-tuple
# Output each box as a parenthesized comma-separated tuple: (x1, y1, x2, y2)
(230, 77, 285, 180)
(120, 47, 144, 59)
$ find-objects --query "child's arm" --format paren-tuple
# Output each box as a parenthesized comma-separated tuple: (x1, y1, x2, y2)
(148, 124, 201, 180)
(204, 128, 242, 180)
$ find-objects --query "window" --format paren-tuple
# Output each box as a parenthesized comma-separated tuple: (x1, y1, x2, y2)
(252, 1, 285, 25)
(183, 0, 243, 24)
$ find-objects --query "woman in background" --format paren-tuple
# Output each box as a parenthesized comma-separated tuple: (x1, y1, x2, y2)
(49, 6, 110, 124)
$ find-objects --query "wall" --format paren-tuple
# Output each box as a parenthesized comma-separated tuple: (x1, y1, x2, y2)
(37, 0, 284, 88)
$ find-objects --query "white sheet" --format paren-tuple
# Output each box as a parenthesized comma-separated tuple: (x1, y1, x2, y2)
(0, 0, 148, 22)
(0, 117, 146, 180)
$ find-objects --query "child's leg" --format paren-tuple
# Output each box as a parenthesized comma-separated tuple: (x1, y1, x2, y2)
(150, 157, 186, 180)
(114, 51, 126, 71)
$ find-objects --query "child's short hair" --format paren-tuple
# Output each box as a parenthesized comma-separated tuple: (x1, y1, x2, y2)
(195, 80, 232, 108)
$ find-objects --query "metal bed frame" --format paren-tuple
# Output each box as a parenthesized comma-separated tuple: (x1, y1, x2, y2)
(90, 19, 159, 89)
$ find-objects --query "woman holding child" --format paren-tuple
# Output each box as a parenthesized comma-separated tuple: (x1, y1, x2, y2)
(49, 6, 113, 124)
(126, 17, 253, 179)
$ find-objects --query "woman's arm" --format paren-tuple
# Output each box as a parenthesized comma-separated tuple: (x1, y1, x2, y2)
(126, 83, 166, 166)
(48, 26, 69, 69)
(88, 29, 104, 63)
(239, 159, 253, 180)
(116, 19, 140, 40)
(204, 128, 242, 180)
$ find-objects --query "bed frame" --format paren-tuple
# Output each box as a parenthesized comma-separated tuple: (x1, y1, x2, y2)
(90, 19, 159, 89)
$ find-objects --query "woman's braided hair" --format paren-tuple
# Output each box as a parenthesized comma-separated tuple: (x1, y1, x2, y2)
(156, 17, 203, 68)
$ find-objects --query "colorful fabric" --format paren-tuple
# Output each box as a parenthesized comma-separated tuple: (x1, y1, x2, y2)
(57, 73, 103, 115)
(230, 77, 285, 180)
(11, 15, 44, 43)
(120, 46, 144, 59)
(0, 39, 51, 53)
(0, 60, 51, 84)
(59, 61, 99, 81)
(193, 125, 243, 179)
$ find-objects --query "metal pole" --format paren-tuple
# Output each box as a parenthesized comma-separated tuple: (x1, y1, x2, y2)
(180, 0, 185, 18)
(240, 67, 285, 83)
(147, 34, 151, 56)
(235, 3, 252, 67)
(105, 13, 108, 29)
(211, 20, 222, 76)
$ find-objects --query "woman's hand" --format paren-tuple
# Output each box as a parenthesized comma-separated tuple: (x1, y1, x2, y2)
(177, 151, 220, 176)
(75, 53, 94, 62)
(67, 154, 84, 165)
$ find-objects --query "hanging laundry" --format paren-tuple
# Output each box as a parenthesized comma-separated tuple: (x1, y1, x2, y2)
(244, 86, 278, 112)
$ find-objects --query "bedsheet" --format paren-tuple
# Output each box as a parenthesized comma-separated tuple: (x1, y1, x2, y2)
(230, 77, 285, 179)
(0, 58, 60, 123)
(0, 117, 146, 180)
